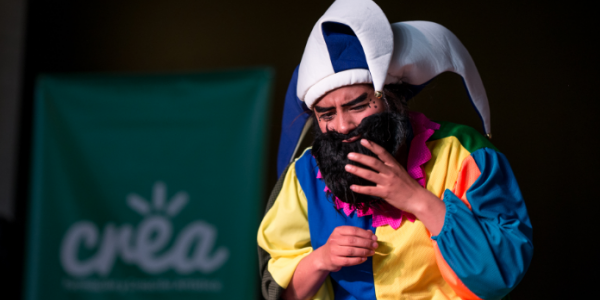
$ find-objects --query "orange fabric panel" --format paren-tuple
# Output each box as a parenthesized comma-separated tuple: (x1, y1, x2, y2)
(451, 155, 481, 210)
(433, 241, 482, 300)
(425, 137, 471, 200)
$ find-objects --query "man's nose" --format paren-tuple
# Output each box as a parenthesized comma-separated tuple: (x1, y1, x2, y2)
(336, 113, 357, 134)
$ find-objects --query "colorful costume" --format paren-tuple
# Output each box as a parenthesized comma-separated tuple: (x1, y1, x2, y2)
(259, 0, 533, 299)
(258, 113, 532, 299)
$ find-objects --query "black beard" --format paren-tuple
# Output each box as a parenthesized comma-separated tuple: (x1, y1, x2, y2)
(312, 110, 410, 210)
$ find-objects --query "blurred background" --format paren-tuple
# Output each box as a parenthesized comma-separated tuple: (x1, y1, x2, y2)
(1, 0, 598, 299)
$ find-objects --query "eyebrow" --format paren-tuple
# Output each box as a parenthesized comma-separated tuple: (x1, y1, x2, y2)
(314, 93, 369, 113)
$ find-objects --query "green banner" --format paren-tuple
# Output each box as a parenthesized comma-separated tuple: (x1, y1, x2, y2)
(24, 69, 273, 300)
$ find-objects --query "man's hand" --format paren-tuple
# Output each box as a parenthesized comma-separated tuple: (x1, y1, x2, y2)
(316, 226, 378, 272)
(344, 139, 446, 235)
(344, 139, 427, 213)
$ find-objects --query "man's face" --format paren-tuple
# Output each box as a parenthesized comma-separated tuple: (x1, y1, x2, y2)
(313, 84, 386, 137)
(311, 84, 409, 209)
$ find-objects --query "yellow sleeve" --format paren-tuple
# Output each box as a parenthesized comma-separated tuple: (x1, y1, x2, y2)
(257, 161, 333, 300)
(257, 161, 312, 288)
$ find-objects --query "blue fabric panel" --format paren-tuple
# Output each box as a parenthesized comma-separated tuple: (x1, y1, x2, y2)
(295, 150, 377, 300)
(322, 22, 369, 73)
(432, 148, 533, 299)
(277, 66, 310, 177)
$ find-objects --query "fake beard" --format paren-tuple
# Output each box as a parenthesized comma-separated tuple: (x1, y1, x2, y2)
(312, 111, 410, 210)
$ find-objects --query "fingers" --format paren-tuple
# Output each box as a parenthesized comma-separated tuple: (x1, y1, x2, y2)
(349, 184, 386, 198)
(334, 246, 375, 257)
(332, 256, 368, 268)
(331, 226, 378, 249)
(344, 162, 388, 198)
(323, 227, 380, 270)
(333, 236, 378, 249)
(359, 139, 398, 166)
(335, 226, 377, 240)
(347, 152, 387, 173)
(345, 164, 381, 183)
(331, 228, 378, 249)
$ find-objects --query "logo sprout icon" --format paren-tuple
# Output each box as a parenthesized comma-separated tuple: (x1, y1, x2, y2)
(127, 182, 188, 217)
(61, 181, 229, 277)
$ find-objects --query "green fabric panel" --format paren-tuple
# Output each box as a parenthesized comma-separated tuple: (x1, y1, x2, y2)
(24, 69, 273, 300)
(428, 121, 499, 153)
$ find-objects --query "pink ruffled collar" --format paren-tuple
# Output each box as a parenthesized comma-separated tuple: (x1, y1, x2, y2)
(317, 111, 440, 230)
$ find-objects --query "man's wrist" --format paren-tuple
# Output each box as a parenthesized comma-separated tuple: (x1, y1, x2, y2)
(409, 188, 439, 216)
(409, 188, 446, 235)
(311, 247, 331, 272)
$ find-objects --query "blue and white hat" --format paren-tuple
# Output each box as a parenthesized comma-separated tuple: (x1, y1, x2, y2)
(277, 0, 491, 176)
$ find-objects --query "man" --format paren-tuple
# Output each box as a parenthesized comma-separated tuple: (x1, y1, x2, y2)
(258, 1, 533, 299)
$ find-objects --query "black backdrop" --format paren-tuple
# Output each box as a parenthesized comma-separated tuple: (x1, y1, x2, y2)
(4, 0, 599, 299)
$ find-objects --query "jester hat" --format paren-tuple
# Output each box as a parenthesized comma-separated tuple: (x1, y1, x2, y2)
(277, 0, 490, 176)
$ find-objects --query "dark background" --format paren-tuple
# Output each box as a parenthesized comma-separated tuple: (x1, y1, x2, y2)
(2, 0, 598, 299)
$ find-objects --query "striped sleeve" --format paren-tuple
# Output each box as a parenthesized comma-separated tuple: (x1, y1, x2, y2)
(432, 148, 533, 300)
(257, 160, 334, 300)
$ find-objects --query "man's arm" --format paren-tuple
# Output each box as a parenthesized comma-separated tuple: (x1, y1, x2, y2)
(258, 160, 378, 300)
(429, 148, 533, 299)
(346, 139, 533, 299)
(283, 226, 377, 300)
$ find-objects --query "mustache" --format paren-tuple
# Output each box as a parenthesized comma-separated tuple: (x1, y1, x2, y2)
(316, 111, 408, 156)
(320, 125, 364, 143)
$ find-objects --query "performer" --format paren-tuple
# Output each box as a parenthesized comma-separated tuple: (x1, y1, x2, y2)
(258, 1, 533, 299)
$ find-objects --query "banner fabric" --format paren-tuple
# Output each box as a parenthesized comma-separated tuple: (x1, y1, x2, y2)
(24, 69, 273, 300)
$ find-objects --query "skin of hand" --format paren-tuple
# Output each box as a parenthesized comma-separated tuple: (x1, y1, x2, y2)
(283, 226, 378, 300)
(317, 226, 378, 272)
(345, 139, 446, 236)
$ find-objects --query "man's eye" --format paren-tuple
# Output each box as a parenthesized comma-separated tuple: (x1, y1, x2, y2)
(319, 113, 334, 121)
(351, 104, 369, 111)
